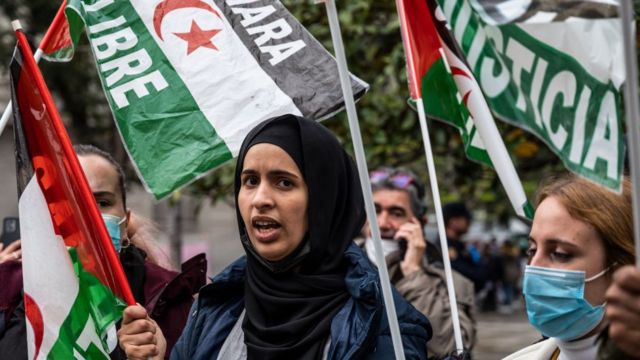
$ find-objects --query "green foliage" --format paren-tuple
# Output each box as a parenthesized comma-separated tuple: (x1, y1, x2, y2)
(1, 0, 601, 221)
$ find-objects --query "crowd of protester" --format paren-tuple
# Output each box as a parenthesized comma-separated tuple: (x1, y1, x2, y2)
(458, 237, 528, 315)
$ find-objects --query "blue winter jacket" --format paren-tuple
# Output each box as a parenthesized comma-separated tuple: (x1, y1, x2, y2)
(171, 243, 432, 359)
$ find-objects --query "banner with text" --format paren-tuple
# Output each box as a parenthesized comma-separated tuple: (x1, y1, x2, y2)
(66, 0, 368, 198)
(434, 0, 625, 190)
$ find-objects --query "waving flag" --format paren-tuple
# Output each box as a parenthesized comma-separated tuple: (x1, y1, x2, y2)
(64, 0, 369, 198)
(396, 0, 532, 218)
(10, 22, 133, 359)
(400, 0, 491, 166)
(40, 0, 76, 62)
(0, 1, 77, 135)
(434, 0, 625, 191)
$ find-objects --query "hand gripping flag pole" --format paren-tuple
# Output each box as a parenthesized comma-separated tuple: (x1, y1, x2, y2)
(620, 0, 640, 266)
(318, 0, 406, 358)
(0, 0, 68, 137)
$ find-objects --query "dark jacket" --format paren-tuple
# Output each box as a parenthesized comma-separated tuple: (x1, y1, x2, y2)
(171, 243, 432, 360)
(0, 246, 206, 359)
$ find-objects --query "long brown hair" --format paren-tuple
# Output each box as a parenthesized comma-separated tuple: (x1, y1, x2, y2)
(536, 174, 634, 267)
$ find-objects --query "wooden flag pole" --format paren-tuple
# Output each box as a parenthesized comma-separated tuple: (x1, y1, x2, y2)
(620, 0, 640, 266)
(320, 0, 406, 358)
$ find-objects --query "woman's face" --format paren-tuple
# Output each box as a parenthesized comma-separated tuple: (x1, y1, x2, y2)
(238, 143, 309, 262)
(528, 196, 610, 308)
(78, 154, 129, 239)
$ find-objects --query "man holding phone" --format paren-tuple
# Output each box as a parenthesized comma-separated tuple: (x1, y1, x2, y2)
(361, 168, 476, 357)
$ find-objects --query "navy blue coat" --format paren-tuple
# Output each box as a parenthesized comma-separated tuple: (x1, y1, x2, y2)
(171, 243, 432, 359)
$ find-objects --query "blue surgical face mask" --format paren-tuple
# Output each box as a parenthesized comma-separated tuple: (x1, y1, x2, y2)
(523, 265, 610, 341)
(102, 214, 126, 252)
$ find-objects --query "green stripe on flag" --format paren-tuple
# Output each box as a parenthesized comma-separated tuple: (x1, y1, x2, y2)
(42, 47, 75, 62)
(48, 248, 125, 359)
(421, 57, 492, 166)
(67, 0, 233, 198)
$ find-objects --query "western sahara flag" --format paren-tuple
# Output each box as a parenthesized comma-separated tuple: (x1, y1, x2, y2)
(63, 0, 369, 198)
(395, 0, 532, 218)
(434, 0, 625, 191)
(10, 24, 133, 359)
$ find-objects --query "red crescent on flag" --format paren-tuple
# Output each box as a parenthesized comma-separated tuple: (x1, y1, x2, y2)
(461, 91, 472, 107)
(24, 293, 44, 360)
(451, 66, 471, 79)
(153, 0, 222, 41)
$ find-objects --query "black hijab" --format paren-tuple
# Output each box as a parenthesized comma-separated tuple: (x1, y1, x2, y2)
(234, 114, 366, 360)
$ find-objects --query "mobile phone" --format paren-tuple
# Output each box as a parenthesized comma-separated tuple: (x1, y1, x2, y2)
(1, 217, 20, 247)
(398, 237, 408, 260)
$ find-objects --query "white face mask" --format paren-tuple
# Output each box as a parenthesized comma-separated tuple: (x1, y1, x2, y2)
(365, 238, 400, 266)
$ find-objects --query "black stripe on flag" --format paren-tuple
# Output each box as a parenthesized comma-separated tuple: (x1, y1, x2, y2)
(215, 0, 368, 119)
(9, 47, 35, 198)
(426, 0, 472, 70)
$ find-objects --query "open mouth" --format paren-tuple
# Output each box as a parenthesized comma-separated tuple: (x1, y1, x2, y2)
(251, 217, 281, 242)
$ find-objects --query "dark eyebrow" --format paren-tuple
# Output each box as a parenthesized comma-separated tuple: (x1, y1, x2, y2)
(93, 191, 115, 198)
(268, 170, 300, 179)
(379, 205, 407, 214)
(241, 168, 301, 179)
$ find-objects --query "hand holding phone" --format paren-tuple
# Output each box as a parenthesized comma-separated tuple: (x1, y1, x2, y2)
(0, 240, 21, 263)
(396, 217, 426, 276)
(1, 217, 20, 247)
(0, 217, 21, 263)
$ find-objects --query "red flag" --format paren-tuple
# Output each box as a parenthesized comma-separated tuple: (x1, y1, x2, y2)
(11, 22, 134, 305)
(11, 20, 135, 357)
(39, 0, 75, 61)
(395, 0, 442, 100)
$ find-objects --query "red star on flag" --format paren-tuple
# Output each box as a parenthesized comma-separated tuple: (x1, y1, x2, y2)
(174, 20, 222, 55)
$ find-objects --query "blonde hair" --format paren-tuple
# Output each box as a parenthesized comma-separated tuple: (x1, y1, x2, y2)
(536, 174, 634, 267)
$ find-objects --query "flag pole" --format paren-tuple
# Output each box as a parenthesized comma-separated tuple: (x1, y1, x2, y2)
(0, 0, 67, 137)
(415, 98, 465, 354)
(319, 0, 405, 358)
(620, 0, 640, 266)
(393, 0, 464, 352)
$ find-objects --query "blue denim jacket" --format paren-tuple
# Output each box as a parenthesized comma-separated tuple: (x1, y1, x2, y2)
(171, 243, 432, 360)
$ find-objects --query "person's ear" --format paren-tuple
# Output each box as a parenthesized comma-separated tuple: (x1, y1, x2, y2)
(119, 209, 133, 249)
(124, 209, 131, 232)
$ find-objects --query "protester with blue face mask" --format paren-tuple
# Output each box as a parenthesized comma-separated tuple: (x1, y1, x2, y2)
(504, 174, 634, 360)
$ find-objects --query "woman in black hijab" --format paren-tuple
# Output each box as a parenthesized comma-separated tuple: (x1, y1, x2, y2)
(118, 115, 431, 360)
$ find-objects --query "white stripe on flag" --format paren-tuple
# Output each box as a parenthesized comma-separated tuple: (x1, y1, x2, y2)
(20, 176, 109, 359)
(517, 19, 624, 87)
(128, 1, 303, 154)
(20, 176, 79, 359)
